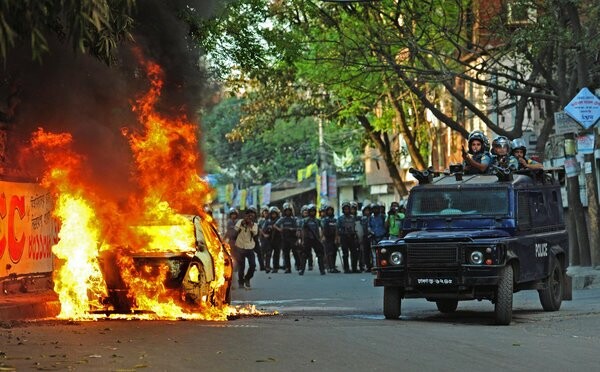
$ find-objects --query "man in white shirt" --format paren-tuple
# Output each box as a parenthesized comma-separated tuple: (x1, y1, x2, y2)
(235, 207, 259, 289)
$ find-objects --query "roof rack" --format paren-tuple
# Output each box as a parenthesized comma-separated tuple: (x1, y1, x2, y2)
(411, 165, 563, 185)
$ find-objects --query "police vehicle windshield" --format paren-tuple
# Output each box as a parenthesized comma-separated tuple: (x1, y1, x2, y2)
(409, 188, 509, 216)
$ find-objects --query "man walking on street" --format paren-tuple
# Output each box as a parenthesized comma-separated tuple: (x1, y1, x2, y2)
(234, 207, 259, 289)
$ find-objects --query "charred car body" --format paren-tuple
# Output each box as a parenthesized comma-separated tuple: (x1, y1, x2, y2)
(373, 167, 572, 325)
(99, 214, 233, 314)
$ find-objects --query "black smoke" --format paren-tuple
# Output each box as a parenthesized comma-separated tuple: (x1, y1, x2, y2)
(3, 0, 218, 201)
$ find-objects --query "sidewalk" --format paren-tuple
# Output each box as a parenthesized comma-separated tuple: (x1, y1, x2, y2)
(0, 290, 60, 321)
(568, 266, 600, 290)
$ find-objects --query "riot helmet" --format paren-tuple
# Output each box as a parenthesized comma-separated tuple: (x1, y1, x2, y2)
(491, 136, 511, 156)
(511, 138, 527, 156)
(467, 130, 490, 154)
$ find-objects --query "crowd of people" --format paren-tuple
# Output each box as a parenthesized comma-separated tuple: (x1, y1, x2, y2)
(222, 131, 538, 289)
(223, 201, 406, 289)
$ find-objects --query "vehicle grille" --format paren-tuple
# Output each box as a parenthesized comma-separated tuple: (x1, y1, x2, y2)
(407, 244, 459, 266)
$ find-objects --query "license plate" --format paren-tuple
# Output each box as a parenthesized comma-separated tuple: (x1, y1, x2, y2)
(416, 278, 454, 285)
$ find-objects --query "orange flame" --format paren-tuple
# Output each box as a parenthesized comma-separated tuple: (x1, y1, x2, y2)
(27, 52, 261, 320)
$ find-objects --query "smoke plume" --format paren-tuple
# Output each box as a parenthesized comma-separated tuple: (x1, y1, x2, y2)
(5, 0, 217, 201)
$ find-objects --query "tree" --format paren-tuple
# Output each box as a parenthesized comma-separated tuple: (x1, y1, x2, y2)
(195, 0, 600, 197)
(0, 0, 134, 64)
(0, 0, 135, 172)
(202, 95, 364, 187)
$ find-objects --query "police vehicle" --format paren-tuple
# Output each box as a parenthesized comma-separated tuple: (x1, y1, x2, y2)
(373, 165, 572, 325)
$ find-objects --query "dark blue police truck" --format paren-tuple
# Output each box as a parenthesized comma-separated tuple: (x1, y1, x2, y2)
(373, 167, 572, 325)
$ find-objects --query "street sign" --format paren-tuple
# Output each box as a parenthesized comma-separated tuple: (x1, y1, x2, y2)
(564, 87, 600, 129)
(554, 111, 581, 135)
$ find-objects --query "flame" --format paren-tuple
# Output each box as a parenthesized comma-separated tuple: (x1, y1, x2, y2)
(26, 51, 264, 320)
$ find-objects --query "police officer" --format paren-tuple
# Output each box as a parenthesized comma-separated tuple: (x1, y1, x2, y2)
(297, 205, 313, 270)
(300, 204, 326, 275)
(368, 203, 386, 245)
(337, 201, 359, 273)
(462, 130, 492, 175)
(351, 201, 365, 272)
(490, 136, 518, 171)
(274, 202, 298, 273)
(321, 205, 340, 273)
(258, 206, 271, 272)
(511, 138, 543, 170)
(266, 206, 282, 273)
(360, 204, 373, 271)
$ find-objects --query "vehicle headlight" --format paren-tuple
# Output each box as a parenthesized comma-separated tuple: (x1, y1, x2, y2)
(469, 251, 484, 265)
(390, 251, 403, 265)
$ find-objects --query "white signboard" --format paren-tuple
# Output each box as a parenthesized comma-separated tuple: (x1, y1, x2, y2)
(564, 88, 600, 129)
(554, 111, 581, 135)
(577, 134, 595, 154)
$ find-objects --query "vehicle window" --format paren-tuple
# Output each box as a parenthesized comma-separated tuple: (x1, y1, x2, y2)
(193, 217, 207, 249)
(517, 191, 532, 230)
(410, 188, 508, 216)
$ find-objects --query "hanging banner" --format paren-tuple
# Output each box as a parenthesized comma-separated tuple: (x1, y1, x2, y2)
(239, 189, 247, 210)
(327, 174, 337, 198)
(225, 184, 234, 204)
(320, 170, 328, 196)
(262, 183, 272, 205)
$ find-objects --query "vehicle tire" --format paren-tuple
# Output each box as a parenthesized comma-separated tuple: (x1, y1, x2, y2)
(383, 286, 402, 319)
(436, 300, 458, 313)
(182, 261, 207, 304)
(494, 265, 513, 325)
(538, 259, 563, 311)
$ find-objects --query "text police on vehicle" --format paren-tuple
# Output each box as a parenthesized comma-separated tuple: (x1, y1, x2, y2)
(372, 165, 572, 325)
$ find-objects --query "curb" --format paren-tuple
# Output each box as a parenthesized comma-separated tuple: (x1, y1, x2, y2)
(0, 300, 61, 321)
(0, 291, 61, 321)
(567, 266, 600, 290)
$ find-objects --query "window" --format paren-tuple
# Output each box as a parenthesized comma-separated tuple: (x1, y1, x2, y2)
(517, 191, 532, 230)
(410, 188, 508, 216)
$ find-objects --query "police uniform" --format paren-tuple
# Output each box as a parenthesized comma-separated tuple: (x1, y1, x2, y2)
(275, 212, 298, 273)
(301, 210, 326, 275)
(321, 209, 339, 273)
(337, 209, 358, 273)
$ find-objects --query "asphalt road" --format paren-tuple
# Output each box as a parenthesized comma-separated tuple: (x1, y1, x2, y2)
(1, 269, 599, 371)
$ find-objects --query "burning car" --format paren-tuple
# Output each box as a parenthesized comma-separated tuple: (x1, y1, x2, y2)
(99, 214, 233, 315)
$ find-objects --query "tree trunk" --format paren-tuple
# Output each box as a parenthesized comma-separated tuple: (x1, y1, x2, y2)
(584, 153, 599, 266)
(357, 115, 408, 196)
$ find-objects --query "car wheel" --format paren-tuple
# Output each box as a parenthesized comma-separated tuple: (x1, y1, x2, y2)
(182, 261, 208, 304)
(436, 300, 458, 313)
(494, 265, 513, 325)
(383, 286, 402, 319)
(538, 259, 563, 311)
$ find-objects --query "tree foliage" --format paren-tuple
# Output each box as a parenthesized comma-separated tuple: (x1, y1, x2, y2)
(195, 0, 600, 194)
(202, 96, 363, 187)
(0, 0, 135, 65)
